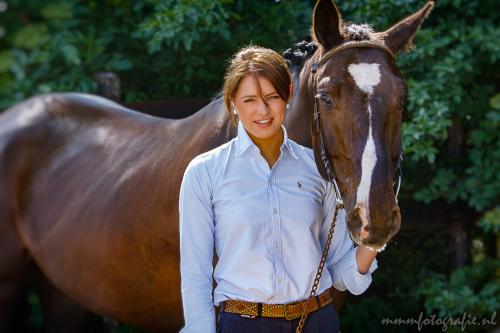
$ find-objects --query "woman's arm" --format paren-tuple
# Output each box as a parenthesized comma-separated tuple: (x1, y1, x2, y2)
(356, 246, 378, 274)
(179, 157, 216, 333)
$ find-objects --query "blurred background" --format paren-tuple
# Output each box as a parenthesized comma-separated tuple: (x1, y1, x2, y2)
(0, 0, 498, 332)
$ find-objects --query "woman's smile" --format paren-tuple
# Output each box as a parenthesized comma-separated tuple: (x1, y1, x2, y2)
(254, 118, 273, 127)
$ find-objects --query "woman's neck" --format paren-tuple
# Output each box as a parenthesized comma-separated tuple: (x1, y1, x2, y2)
(248, 128, 284, 168)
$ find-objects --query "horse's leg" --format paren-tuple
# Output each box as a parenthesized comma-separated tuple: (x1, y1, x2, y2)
(0, 108, 48, 332)
(0, 204, 32, 332)
(0, 217, 105, 333)
(31, 264, 104, 333)
(0, 230, 103, 333)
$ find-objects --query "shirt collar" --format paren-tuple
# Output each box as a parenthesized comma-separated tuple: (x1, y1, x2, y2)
(235, 120, 298, 159)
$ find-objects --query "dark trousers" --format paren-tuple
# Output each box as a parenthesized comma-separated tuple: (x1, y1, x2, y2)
(216, 303, 340, 333)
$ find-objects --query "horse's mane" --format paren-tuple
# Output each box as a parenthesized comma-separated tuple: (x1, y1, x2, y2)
(283, 23, 377, 70)
(282, 41, 318, 69)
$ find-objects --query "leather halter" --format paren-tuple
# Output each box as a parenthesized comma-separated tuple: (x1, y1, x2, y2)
(310, 40, 403, 205)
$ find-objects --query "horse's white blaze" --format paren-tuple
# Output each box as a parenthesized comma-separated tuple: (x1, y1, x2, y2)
(356, 105, 377, 239)
(347, 63, 381, 95)
(348, 63, 381, 239)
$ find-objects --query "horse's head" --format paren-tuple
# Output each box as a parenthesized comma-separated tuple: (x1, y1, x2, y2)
(300, 0, 434, 251)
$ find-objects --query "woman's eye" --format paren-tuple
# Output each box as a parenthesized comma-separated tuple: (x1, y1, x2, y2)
(244, 99, 254, 103)
(265, 95, 280, 101)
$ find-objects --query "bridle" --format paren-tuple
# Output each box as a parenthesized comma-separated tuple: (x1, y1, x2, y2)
(296, 41, 405, 332)
(310, 40, 404, 205)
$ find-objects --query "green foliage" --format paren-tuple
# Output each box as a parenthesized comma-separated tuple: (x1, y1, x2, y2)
(134, 0, 232, 53)
(128, 0, 311, 98)
(0, 0, 311, 107)
(0, 1, 141, 109)
(342, 229, 451, 332)
(28, 292, 43, 329)
(404, 6, 499, 212)
(478, 207, 500, 234)
(420, 259, 499, 321)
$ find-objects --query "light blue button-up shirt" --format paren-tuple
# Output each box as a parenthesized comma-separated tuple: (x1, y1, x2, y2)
(179, 121, 378, 333)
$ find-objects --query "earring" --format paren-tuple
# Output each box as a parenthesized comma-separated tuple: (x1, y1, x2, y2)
(232, 107, 239, 121)
(286, 104, 290, 110)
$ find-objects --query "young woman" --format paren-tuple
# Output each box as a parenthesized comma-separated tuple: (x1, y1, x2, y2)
(179, 45, 378, 333)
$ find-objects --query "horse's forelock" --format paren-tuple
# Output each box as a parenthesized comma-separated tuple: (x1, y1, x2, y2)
(343, 23, 376, 41)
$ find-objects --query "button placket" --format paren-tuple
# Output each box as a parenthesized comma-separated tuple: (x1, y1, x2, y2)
(268, 170, 280, 295)
(272, 171, 286, 299)
(269, 169, 286, 298)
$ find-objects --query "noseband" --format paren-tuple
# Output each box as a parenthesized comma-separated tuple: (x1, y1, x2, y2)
(310, 40, 404, 206)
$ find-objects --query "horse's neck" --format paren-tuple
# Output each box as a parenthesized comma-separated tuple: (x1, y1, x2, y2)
(176, 98, 236, 154)
(285, 59, 315, 148)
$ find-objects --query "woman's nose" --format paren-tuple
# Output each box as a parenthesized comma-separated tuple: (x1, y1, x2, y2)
(256, 99, 270, 114)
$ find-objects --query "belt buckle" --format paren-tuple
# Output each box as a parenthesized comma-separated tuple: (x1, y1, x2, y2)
(240, 314, 256, 319)
(284, 302, 303, 320)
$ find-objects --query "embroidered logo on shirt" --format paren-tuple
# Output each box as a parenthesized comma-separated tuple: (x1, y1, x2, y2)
(297, 181, 302, 189)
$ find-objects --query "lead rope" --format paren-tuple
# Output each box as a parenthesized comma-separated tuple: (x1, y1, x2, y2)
(295, 201, 344, 333)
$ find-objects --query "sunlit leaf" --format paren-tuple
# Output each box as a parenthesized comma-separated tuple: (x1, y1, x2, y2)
(13, 24, 49, 50)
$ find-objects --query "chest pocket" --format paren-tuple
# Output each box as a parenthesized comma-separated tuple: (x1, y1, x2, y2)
(277, 176, 323, 233)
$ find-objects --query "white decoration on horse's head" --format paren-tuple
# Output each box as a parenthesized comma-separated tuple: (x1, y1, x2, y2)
(347, 63, 381, 95)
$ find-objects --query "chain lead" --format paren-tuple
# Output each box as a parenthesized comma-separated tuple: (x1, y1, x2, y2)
(295, 202, 344, 333)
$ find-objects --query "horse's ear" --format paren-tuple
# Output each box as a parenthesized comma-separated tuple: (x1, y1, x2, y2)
(377, 1, 435, 54)
(311, 0, 344, 49)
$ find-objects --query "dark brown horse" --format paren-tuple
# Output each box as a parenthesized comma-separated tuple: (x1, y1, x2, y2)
(0, 1, 434, 332)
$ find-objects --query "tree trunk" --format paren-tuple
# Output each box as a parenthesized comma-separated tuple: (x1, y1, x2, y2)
(448, 203, 476, 270)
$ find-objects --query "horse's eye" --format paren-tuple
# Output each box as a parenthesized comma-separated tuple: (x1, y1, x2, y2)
(316, 93, 334, 107)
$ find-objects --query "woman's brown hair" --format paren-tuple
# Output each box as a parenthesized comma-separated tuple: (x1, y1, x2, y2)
(223, 45, 292, 126)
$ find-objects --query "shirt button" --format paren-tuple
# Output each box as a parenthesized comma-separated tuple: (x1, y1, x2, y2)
(273, 208, 277, 214)
(278, 278, 282, 283)
(273, 242, 278, 249)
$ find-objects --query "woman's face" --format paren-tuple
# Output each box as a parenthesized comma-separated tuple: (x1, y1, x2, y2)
(233, 75, 287, 145)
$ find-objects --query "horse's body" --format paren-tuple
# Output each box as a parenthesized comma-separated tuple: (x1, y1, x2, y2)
(0, 1, 434, 332)
(0, 94, 233, 331)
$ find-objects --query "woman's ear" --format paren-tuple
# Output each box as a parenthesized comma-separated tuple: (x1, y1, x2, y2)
(289, 82, 293, 100)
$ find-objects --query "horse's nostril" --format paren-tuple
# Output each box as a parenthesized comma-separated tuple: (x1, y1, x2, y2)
(354, 206, 360, 216)
(347, 207, 363, 234)
(391, 207, 401, 234)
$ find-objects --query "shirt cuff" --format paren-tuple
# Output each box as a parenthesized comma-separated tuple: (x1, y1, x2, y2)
(179, 315, 216, 333)
(179, 294, 216, 333)
(332, 246, 378, 295)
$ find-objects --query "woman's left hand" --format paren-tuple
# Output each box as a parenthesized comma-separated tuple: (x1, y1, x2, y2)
(355, 246, 379, 274)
